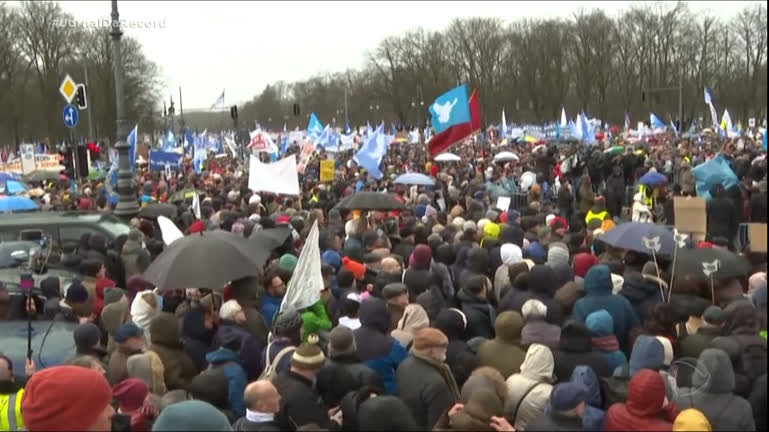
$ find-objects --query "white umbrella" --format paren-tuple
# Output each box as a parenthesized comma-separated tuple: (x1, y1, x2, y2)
(493, 151, 519, 162)
(520, 171, 537, 191)
(434, 153, 461, 162)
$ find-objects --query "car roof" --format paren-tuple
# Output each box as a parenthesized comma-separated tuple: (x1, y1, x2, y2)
(0, 210, 123, 226)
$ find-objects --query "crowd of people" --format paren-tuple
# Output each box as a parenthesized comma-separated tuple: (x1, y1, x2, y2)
(0, 130, 767, 431)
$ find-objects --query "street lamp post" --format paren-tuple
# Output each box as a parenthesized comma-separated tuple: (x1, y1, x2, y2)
(110, 0, 139, 219)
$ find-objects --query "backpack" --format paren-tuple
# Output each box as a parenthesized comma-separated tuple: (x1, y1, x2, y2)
(600, 365, 630, 410)
(258, 342, 294, 381)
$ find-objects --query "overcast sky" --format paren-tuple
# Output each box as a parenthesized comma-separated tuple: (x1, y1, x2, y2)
(49, 1, 759, 109)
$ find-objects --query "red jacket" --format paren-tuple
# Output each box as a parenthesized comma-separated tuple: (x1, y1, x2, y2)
(604, 369, 679, 431)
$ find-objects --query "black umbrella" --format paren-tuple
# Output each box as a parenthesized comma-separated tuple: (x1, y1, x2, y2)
(143, 231, 271, 291)
(138, 203, 178, 220)
(333, 192, 405, 211)
(674, 248, 750, 280)
(250, 226, 291, 251)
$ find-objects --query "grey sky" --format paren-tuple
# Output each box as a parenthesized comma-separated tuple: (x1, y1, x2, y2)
(50, 1, 759, 109)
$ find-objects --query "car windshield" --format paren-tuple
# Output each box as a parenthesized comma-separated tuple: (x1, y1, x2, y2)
(100, 220, 131, 238)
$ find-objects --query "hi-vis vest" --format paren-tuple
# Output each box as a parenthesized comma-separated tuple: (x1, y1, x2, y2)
(0, 388, 24, 431)
(638, 185, 654, 208)
(585, 209, 608, 225)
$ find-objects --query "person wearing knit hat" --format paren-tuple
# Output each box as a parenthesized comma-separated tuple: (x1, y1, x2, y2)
(546, 243, 570, 268)
(278, 254, 298, 274)
(74, 322, 107, 359)
(187, 220, 206, 235)
(112, 377, 155, 431)
(572, 252, 599, 279)
(327, 325, 357, 358)
(528, 382, 588, 430)
(103, 287, 126, 306)
(152, 400, 232, 431)
(395, 327, 459, 429)
(22, 365, 115, 432)
(342, 256, 366, 280)
(271, 334, 331, 430)
(108, 323, 146, 385)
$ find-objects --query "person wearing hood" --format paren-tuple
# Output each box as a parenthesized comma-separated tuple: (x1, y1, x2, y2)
(521, 299, 561, 350)
(500, 264, 564, 324)
(604, 369, 679, 431)
(570, 365, 606, 430)
(40, 276, 62, 319)
(402, 244, 436, 300)
(493, 244, 524, 302)
(434, 308, 477, 388)
(121, 229, 150, 282)
(130, 290, 160, 344)
(353, 298, 407, 395)
(585, 309, 627, 373)
(504, 343, 555, 431)
(632, 192, 654, 223)
(206, 330, 248, 418)
(603, 335, 666, 409)
(391, 303, 430, 348)
(74, 322, 108, 363)
(457, 275, 496, 340)
(720, 299, 767, 393)
(674, 348, 754, 431)
(477, 311, 526, 378)
(148, 312, 197, 391)
(552, 319, 611, 382)
(573, 265, 640, 349)
(527, 382, 589, 431)
(396, 328, 460, 429)
(355, 395, 419, 431)
(437, 388, 505, 431)
(259, 308, 303, 378)
(182, 305, 216, 372)
(673, 408, 712, 431)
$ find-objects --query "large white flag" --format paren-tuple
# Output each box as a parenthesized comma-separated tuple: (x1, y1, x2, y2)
(280, 220, 322, 312)
(157, 216, 184, 246)
(248, 154, 300, 196)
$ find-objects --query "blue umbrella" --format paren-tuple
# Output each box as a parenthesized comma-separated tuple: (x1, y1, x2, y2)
(598, 222, 675, 256)
(393, 172, 435, 186)
(0, 196, 38, 212)
(638, 171, 668, 186)
(0, 172, 20, 182)
(2, 180, 27, 195)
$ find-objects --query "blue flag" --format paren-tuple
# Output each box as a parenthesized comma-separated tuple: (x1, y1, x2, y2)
(650, 112, 665, 129)
(307, 113, 323, 138)
(764, 127, 767, 150)
(317, 126, 339, 152)
(354, 123, 386, 179)
(127, 125, 137, 172)
(344, 122, 352, 135)
(429, 84, 471, 134)
(163, 130, 176, 152)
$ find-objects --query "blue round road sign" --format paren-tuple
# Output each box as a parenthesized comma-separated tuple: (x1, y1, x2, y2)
(63, 104, 78, 128)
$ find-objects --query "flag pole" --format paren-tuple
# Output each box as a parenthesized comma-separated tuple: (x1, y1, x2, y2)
(179, 86, 185, 137)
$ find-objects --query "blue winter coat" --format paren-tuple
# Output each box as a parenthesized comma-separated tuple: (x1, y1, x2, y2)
(585, 309, 628, 372)
(353, 298, 407, 395)
(206, 347, 247, 418)
(573, 265, 640, 347)
(569, 365, 606, 431)
(260, 294, 283, 328)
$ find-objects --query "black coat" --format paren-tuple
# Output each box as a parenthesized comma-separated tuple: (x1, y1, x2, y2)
(434, 309, 477, 388)
(707, 195, 737, 240)
(396, 355, 458, 430)
(456, 289, 495, 340)
(323, 354, 383, 391)
(552, 321, 611, 382)
(232, 417, 280, 431)
(527, 412, 585, 431)
(605, 172, 626, 217)
(273, 370, 329, 431)
(402, 267, 435, 301)
(619, 272, 665, 324)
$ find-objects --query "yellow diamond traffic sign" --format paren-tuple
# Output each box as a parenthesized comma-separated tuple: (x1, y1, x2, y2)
(59, 74, 77, 103)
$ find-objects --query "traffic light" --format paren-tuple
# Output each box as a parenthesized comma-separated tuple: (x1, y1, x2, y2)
(293, 103, 300, 116)
(75, 84, 87, 109)
(230, 105, 238, 120)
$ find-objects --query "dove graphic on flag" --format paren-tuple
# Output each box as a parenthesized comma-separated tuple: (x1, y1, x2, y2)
(429, 84, 471, 134)
(307, 113, 323, 139)
(650, 112, 666, 130)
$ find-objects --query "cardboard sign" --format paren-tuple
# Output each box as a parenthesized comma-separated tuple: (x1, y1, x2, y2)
(748, 223, 767, 252)
(319, 160, 334, 183)
(674, 196, 706, 234)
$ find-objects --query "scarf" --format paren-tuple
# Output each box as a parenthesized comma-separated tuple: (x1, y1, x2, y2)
(412, 350, 461, 403)
(591, 335, 619, 352)
(245, 409, 274, 423)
